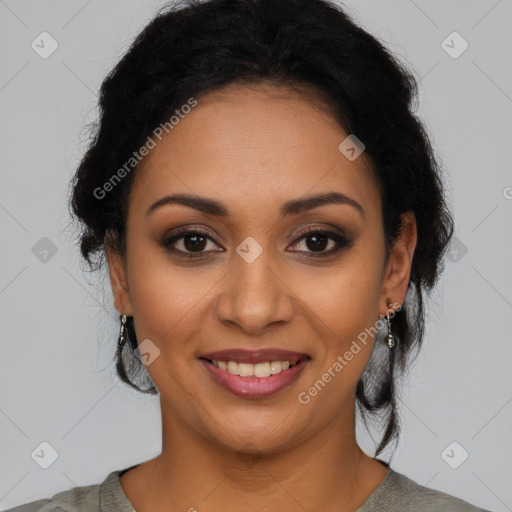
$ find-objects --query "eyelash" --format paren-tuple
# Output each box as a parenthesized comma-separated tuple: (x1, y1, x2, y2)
(161, 226, 353, 259)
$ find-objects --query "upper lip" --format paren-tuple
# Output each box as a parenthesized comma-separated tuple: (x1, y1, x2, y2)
(199, 348, 310, 365)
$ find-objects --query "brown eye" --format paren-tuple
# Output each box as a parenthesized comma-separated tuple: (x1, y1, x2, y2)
(303, 233, 330, 252)
(289, 229, 352, 257)
(161, 229, 222, 258)
(182, 233, 208, 252)
(161, 227, 352, 259)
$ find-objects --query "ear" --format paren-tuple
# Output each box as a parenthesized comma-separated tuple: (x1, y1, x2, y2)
(105, 232, 133, 317)
(379, 211, 417, 316)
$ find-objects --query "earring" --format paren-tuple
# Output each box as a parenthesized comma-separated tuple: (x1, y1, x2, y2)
(385, 303, 396, 349)
(117, 314, 127, 353)
(386, 314, 395, 348)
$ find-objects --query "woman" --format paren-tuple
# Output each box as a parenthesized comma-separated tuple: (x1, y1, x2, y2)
(7, 0, 493, 510)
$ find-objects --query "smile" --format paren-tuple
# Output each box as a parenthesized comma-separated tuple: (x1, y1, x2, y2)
(209, 359, 299, 378)
(199, 357, 310, 399)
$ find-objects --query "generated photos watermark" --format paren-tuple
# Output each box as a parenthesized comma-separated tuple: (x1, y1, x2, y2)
(93, 97, 198, 200)
(297, 302, 402, 405)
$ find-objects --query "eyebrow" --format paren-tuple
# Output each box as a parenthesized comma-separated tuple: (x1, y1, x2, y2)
(146, 191, 365, 218)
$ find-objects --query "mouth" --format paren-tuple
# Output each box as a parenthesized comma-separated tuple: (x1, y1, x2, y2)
(199, 358, 306, 377)
(198, 348, 311, 399)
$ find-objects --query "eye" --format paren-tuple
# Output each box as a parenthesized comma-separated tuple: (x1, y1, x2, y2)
(161, 228, 222, 258)
(161, 227, 352, 259)
(288, 228, 352, 257)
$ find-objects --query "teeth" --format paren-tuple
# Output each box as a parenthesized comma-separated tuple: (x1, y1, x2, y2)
(269, 361, 282, 374)
(212, 360, 298, 377)
(227, 361, 239, 375)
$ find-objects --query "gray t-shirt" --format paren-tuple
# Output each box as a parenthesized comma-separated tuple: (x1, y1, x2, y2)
(4, 464, 493, 512)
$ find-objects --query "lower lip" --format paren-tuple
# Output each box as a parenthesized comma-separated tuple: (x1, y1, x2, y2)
(200, 358, 309, 399)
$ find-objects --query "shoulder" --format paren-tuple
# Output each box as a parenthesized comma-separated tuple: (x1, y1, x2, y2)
(2, 481, 101, 512)
(385, 469, 493, 512)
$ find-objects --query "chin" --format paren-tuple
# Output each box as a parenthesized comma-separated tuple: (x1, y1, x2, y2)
(204, 412, 306, 455)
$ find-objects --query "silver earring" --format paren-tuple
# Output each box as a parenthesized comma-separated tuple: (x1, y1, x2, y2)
(117, 314, 127, 353)
(386, 311, 395, 349)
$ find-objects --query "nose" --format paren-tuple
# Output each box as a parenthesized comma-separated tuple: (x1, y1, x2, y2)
(214, 249, 295, 336)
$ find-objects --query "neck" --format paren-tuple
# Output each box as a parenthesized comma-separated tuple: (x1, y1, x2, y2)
(120, 396, 388, 512)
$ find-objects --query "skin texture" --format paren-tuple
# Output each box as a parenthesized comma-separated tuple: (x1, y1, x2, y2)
(106, 82, 417, 511)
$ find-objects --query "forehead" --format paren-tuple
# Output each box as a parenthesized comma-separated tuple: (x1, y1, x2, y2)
(130, 82, 380, 219)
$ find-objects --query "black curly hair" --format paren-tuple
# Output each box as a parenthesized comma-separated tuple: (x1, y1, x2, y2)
(68, 0, 454, 457)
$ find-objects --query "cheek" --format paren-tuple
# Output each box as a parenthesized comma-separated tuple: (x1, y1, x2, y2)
(125, 240, 237, 366)
(294, 245, 384, 373)
(123, 230, 202, 343)
(302, 248, 383, 327)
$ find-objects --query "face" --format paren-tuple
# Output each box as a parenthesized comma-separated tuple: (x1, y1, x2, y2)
(107, 82, 416, 454)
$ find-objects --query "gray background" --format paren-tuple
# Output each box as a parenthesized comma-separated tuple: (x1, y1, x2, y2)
(1, 0, 511, 510)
